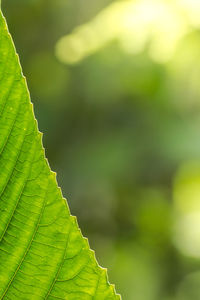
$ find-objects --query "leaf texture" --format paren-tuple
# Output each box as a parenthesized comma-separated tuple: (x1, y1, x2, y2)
(0, 9, 120, 300)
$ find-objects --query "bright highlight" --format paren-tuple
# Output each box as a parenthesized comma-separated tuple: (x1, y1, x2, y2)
(55, 0, 200, 64)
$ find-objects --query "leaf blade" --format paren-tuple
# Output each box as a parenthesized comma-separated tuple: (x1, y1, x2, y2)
(0, 10, 120, 300)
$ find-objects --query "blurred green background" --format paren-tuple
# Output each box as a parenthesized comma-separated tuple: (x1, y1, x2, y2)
(3, 0, 200, 299)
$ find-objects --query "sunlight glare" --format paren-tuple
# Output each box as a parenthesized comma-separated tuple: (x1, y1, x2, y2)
(55, 0, 200, 64)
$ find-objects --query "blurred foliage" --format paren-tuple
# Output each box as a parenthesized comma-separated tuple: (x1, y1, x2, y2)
(3, 0, 200, 299)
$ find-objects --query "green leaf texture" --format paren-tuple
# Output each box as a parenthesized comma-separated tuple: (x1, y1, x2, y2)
(0, 9, 120, 300)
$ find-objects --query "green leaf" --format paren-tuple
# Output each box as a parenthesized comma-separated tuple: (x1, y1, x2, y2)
(0, 9, 120, 300)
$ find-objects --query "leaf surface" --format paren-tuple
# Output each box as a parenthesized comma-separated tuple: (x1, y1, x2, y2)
(0, 8, 120, 300)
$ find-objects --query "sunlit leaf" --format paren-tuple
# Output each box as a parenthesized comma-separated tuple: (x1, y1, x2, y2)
(0, 8, 120, 300)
